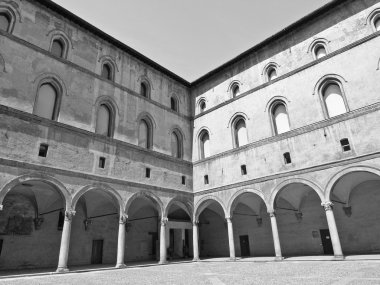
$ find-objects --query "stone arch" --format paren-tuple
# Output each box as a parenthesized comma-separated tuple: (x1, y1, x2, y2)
(262, 62, 280, 82)
(47, 29, 73, 59)
(366, 7, 380, 32)
(226, 188, 268, 218)
(264, 96, 291, 113)
(0, 173, 72, 210)
(136, 111, 157, 129)
(93, 95, 119, 137)
(0, 2, 21, 34)
(324, 165, 380, 202)
(312, 74, 348, 96)
(168, 125, 186, 141)
(227, 112, 250, 128)
(124, 191, 164, 218)
(71, 183, 124, 213)
(164, 196, 193, 221)
(268, 178, 325, 212)
(194, 195, 227, 221)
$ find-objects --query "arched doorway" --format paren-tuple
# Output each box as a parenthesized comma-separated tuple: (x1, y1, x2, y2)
(195, 199, 228, 258)
(125, 193, 162, 262)
(329, 170, 380, 255)
(229, 192, 274, 257)
(166, 199, 192, 260)
(0, 180, 67, 270)
(69, 188, 121, 266)
(273, 182, 330, 257)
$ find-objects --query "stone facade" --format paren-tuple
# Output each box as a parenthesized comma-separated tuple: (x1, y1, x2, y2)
(0, 0, 379, 272)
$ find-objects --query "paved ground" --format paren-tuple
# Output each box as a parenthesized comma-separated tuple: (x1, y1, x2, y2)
(1, 260, 380, 285)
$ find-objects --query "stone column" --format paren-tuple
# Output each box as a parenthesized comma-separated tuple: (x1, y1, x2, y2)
(268, 211, 283, 261)
(322, 202, 344, 259)
(116, 214, 128, 268)
(57, 210, 76, 273)
(226, 217, 236, 260)
(159, 217, 168, 264)
(192, 220, 200, 261)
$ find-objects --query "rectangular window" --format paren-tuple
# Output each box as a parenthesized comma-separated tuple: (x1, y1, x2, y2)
(38, 143, 49, 157)
(340, 138, 351, 152)
(204, 175, 209, 185)
(99, 157, 106, 168)
(241, 165, 247, 175)
(283, 152, 292, 164)
(182, 176, 186, 185)
(146, 168, 151, 178)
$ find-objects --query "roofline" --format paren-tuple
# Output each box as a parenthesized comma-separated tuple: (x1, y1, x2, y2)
(36, 0, 191, 87)
(36, 0, 349, 88)
(191, 0, 349, 86)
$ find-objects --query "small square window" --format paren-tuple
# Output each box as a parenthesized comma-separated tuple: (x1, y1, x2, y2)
(38, 143, 49, 157)
(241, 165, 247, 175)
(204, 175, 209, 185)
(99, 157, 106, 168)
(340, 138, 351, 152)
(146, 168, 151, 178)
(182, 176, 186, 185)
(283, 152, 292, 164)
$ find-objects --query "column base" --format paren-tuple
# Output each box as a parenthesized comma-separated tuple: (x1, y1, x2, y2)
(192, 258, 200, 262)
(334, 255, 345, 260)
(274, 256, 284, 261)
(228, 257, 236, 261)
(115, 263, 127, 269)
(158, 260, 168, 265)
(56, 267, 69, 273)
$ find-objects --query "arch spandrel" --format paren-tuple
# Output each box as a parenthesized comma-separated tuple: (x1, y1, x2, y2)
(124, 191, 164, 218)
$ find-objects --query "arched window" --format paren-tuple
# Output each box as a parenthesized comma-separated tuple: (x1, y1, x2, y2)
(375, 17, 380, 31)
(272, 102, 290, 135)
(315, 45, 327, 59)
(322, 83, 347, 118)
(95, 104, 112, 137)
(0, 12, 10, 32)
(101, 63, 112, 81)
(34, 83, 59, 120)
(199, 131, 210, 159)
(233, 118, 248, 148)
(171, 131, 183, 158)
(170, 96, 178, 112)
(231, 84, 240, 97)
(51, 39, 64, 58)
(199, 99, 206, 113)
(267, 67, 277, 82)
(139, 119, 152, 149)
(140, 82, 150, 98)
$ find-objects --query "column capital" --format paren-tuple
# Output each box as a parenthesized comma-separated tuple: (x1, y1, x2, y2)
(65, 210, 76, 221)
(225, 216, 232, 222)
(0, 204, 3, 211)
(119, 214, 128, 224)
(268, 211, 276, 218)
(193, 220, 199, 226)
(161, 217, 168, 226)
(321, 201, 334, 211)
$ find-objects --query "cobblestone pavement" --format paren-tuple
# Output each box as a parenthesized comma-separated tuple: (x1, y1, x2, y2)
(2, 260, 380, 285)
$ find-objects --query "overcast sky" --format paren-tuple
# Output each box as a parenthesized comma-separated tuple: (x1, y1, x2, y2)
(53, 0, 331, 81)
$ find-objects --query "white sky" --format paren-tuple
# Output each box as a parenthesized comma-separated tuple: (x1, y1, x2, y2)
(53, 0, 332, 81)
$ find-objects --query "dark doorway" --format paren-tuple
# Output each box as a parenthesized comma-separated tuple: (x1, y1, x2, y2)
(239, 235, 250, 257)
(149, 232, 158, 259)
(91, 239, 103, 264)
(320, 229, 334, 255)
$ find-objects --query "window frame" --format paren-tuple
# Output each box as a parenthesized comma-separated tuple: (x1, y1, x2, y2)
(101, 62, 114, 81)
(170, 95, 179, 112)
(231, 116, 248, 148)
(95, 103, 114, 137)
(318, 79, 349, 119)
(138, 117, 154, 149)
(198, 129, 211, 160)
(33, 79, 63, 121)
(171, 129, 183, 159)
(0, 6, 17, 34)
(269, 100, 291, 136)
(367, 8, 380, 32)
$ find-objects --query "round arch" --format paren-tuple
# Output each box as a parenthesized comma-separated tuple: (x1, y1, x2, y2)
(194, 195, 227, 221)
(268, 178, 325, 211)
(72, 183, 124, 213)
(324, 165, 380, 202)
(124, 191, 164, 218)
(226, 188, 268, 218)
(164, 196, 193, 221)
(0, 173, 72, 210)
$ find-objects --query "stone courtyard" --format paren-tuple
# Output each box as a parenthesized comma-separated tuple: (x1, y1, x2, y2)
(1, 260, 380, 285)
